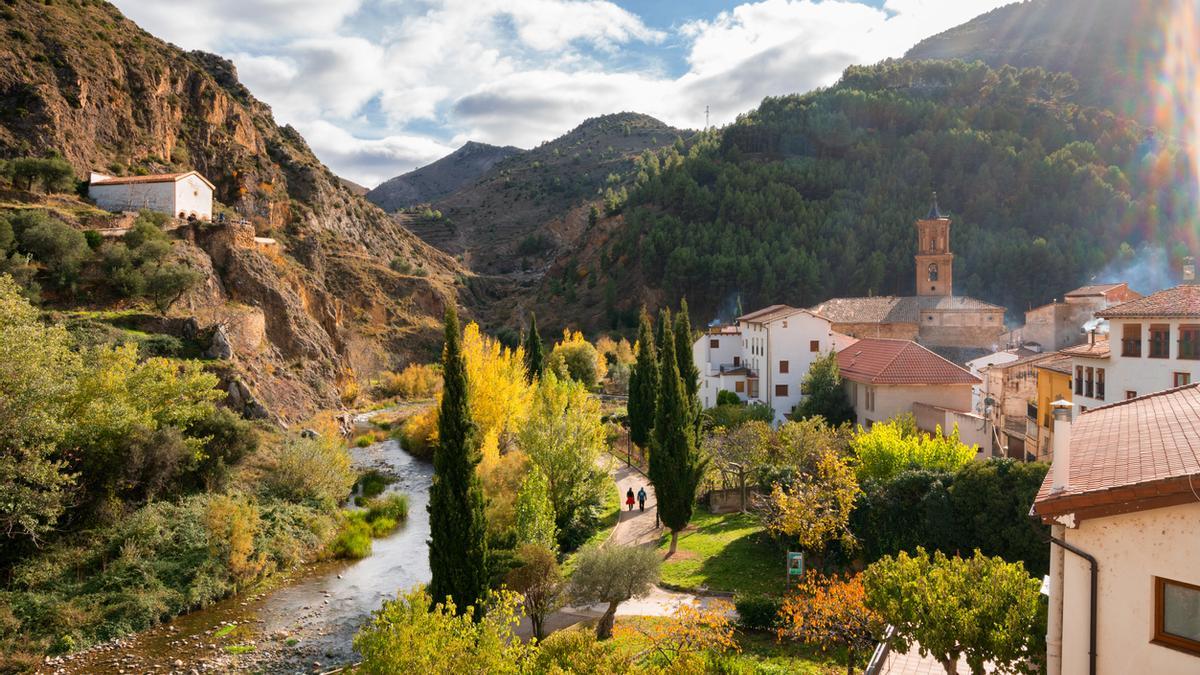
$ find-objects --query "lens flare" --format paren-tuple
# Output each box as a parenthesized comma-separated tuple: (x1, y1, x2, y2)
(1152, 0, 1200, 248)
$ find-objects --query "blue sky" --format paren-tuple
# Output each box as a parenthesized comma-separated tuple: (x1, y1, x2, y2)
(112, 0, 1013, 186)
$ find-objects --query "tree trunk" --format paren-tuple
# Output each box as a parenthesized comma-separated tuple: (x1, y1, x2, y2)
(669, 530, 679, 555)
(595, 601, 620, 640)
(532, 614, 544, 641)
(845, 647, 855, 675)
(941, 652, 959, 675)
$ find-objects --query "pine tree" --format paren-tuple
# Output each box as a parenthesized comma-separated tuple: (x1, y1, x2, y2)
(794, 351, 856, 426)
(628, 308, 658, 450)
(650, 318, 708, 554)
(673, 299, 701, 425)
(428, 305, 488, 615)
(524, 312, 545, 382)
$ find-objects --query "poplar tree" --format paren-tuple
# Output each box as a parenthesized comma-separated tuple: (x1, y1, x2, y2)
(428, 305, 488, 615)
(673, 299, 701, 426)
(524, 312, 544, 382)
(650, 318, 708, 554)
(628, 308, 658, 451)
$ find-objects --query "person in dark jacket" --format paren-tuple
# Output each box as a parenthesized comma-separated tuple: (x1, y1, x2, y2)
(637, 487, 647, 512)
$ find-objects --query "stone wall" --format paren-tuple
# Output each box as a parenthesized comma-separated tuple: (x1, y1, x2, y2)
(830, 321, 919, 341)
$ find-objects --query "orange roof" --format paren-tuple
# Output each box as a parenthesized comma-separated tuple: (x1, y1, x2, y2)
(1060, 336, 1111, 359)
(1096, 285, 1200, 318)
(91, 170, 215, 190)
(1033, 384, 1200, 521)
(836, 338, 981, 386)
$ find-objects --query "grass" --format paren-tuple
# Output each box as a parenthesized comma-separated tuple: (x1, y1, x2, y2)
(656, 509, 784, 597)
(223, 644, 255, 654)
(604, 617, 843, 674)
(213, 624, 237, 639)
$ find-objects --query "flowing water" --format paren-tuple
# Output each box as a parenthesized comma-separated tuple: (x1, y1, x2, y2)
(47, 438, 433, 674)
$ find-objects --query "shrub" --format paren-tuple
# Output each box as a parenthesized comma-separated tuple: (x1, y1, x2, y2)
(144, 262, 202, 313)
(356, 470, 393, 501)
(354, 434, 373, 448)
(329, 514, 373, 558)
(17, 214, 89, 289)
(374, 363, 442, 399)
(83, 230, 102, 250)
(364, 493, 409, 523)
(735, 594, 782, 630)
(851, 416, 977, 483)
(136, 333, 183, 357)
(398, 408, 437, 458)
(262, 435, 355, 510)
(547, 331, 606, 388)
(715, 389, 741, 406)
(702, 401, 774, 429)
(534, 629, 632, 672)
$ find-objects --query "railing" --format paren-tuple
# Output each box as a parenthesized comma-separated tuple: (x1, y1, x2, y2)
(1121, 338, 1141, 357)
(864, 625, 897, 675)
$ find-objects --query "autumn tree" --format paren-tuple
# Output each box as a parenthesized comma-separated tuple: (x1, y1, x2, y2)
(778, 572, 883, 675)
(793, 351, 855, 426)
(851, 416, 977, 483)
(524, 312, 545, 382)
(513, 466, 557, 552)
(759, 448, 860, 561)
(568, 544, 661, 640)
(862, 548, 1045, 675)
(616, 599, 738, 670)
(650, 317, 708, 554)
(627, 308, 658, 451)
(428, 306, 488, 614)
(547, 329, 607, 388)
(460, 321, 530, 454)
(504, 543, 563, 641)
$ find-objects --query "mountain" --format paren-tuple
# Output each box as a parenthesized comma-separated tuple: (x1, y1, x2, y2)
(0, 0, 464, 420)
(339, 177, 369, 196)
(531, 59, 1197, 333)
(905, 0, 1172, 121)
(366, 141, 522, 211)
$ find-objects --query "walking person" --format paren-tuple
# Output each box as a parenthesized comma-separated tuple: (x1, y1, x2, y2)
(637, 486, 647, 512)
(625, 487, 636, 511)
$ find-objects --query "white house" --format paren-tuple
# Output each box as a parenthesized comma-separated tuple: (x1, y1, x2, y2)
(1033, 385, 1200, 675)
(1064, 283, 1200, 416)
(692, 304, 854, 424)
(88, 170, 214, 221)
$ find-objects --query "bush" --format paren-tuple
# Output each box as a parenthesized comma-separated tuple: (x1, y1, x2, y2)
(851, 416, 976, 483)
(354, 434, 373, 448)
(547, 331, 606, 388)
(716, 389, 741, 406)
(703, 402, 774, 429)
(735, 594, 783, 630)
(17, 213, 89, 289)
(364, 493, 409, 523)
(329, 515, 373, 559)
(374, 363, 442, 400)
(144, 262, 202, 313)
(263, 435, 355, 510)
(356, 470, 394, 501)
(398, 408, 437, 458)
(136, 333, 184, 357)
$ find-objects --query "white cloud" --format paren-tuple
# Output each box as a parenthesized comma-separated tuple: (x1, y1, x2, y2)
(111, 0, 1012, 184)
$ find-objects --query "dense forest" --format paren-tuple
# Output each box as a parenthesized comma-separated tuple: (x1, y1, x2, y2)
(583, 60, 1196, 321)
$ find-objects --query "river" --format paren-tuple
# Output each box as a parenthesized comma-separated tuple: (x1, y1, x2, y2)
(46, 438, 433, 674)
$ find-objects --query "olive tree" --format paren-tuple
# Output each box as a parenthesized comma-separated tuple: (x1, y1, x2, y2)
(568, 544, 661, 640)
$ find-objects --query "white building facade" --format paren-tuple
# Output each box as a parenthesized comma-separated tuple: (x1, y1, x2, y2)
(693, 304, 853, 424)
(1065, 285, 1200, 416)
(89, 171, 214, 221)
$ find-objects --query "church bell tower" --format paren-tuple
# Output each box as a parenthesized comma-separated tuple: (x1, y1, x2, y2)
(914, 192, 953, 297)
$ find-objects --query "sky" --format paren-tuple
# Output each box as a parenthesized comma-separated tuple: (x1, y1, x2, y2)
(111, 0, 1015, 187)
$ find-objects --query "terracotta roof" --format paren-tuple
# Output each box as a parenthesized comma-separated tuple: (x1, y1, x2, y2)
(836, 338, 981, 386)
(811, 295, 1005, 324)
(1096, 285, 1200, 318)
(90, 170, 216, 190)
(1060, 336, 1110, 359)
(1065, 282, 1128, 298)
(1034, 354, 1074, 375)
(1033, 384, 1200, 521)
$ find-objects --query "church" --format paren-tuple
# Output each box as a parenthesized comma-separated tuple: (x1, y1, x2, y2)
(810, 195, 1007, 352)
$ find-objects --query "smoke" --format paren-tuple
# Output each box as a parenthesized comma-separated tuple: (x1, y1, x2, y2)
(1089, 244, 1181, 295)
(709, 291, 744, 326)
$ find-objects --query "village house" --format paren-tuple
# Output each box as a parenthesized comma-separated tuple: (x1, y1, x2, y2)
(88, 170, 214, 221)
(1007, 282, 1141, 351)
(836, 337, 988, 450)
(978, 350, 1064, 461)
(692, 304, 854, 424)
(1065, 279, 1200, 417)
(811, 195, 1007, 352)
(1032, 354, 1073, 461)
(1033, 385, 1200, 675)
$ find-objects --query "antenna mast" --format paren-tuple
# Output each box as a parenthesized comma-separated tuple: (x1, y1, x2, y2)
(704, 105, 710, 131)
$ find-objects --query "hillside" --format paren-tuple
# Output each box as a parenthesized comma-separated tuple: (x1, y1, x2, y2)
(905, 0, 1171, 120)
(424, 112, 690, 275)
(532, 59, 1198, 332)
(366, 141, 522, 211)
(0, 0, 464, 420)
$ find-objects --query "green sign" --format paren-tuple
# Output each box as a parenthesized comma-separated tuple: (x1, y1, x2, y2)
(786, 551, 805, 577)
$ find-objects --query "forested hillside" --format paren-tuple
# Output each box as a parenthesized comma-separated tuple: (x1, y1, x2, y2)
(536, 59, 1197, 328)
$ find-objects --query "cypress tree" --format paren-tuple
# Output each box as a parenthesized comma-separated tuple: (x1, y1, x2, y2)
(654, 307, 671, 354)
(673, 299, 701, 420)
(650, 318, 708, 554)
(428, 305, 488, 615)
(628, 308, 658, 450)
(524, 312, 545, 382)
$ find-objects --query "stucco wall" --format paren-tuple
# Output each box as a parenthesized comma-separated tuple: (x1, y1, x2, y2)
(174, 174, 213, 220)
(846, 381, 973, 427)
(1059, 501, 1200, 675)
(1034, 367, 1071, 461)
(90, 181, 176, 214)
(1072, 317, 1200, 417)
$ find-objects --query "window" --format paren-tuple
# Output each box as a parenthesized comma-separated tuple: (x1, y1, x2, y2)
(1180, 325, 1200, 360)
(782, 320, 788, 328)
(865, 386, 876, 412)
(1085, 367, 1094, 398)
(1150, 324, 1171, 358)
(1126, 390, 1138, 400)
(733, 356, 740, 366)
(1175, 372, 1192, 387)
(1154, 577, 1200, 656)
(779, 360, 789, 374)
(709, 339, 720, 349)
(1075, 366, 1084, 396)
(810, 340, 820, 352)
(775, 384, 788, 397)
(928, 263, 939, 282)
(735, 381, 745, 393)
(1122, 323, 1142, 357)
(1096, 368, 1105, 401)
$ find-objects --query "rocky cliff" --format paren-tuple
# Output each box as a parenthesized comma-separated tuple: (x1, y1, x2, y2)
(0, 0, 465, 421)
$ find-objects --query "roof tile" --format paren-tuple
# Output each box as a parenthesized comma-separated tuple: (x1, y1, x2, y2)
(836, 337, 981, 386)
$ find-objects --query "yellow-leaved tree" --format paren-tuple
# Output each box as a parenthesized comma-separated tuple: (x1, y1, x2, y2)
(461, 321, 531, 454)
(547, 329, 607, 389)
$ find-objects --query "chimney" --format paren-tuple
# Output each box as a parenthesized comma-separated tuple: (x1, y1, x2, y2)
(1050, 399, 1073, 492)
(1184, 256, 1196, 284)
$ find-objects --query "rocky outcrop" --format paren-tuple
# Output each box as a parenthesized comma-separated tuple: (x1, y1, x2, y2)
(367, 141, 522, 212)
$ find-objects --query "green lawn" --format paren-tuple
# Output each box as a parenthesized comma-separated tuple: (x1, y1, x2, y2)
(656, 509, 785, 597)
(606, 617, 843, 674)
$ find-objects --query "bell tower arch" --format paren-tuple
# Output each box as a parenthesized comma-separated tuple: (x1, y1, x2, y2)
(915, 192, 953, 297)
